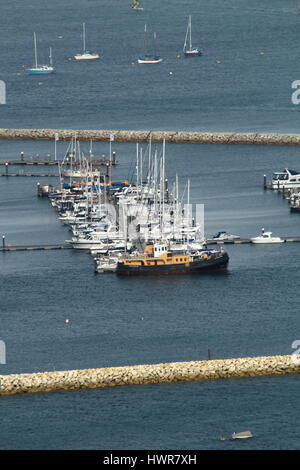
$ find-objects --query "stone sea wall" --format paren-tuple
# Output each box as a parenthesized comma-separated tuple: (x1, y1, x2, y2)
(0, 355, 299, 396)
(1, 128, 300, 145)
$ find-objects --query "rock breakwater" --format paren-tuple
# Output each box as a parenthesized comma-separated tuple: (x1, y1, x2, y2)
(0, 355, 299, 396)
(1, 128, 300, 145)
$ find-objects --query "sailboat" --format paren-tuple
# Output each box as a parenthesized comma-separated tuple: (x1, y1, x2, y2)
(74, 23, 100, 60)
(183, 16, 202, 56)
(138, 25, 162, 64)
(131, 0, 143, 10)
(25, 33, 55, 74)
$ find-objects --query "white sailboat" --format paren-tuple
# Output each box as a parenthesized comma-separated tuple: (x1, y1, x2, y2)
(25, 32, 55, 74)
(74, 23, 100, 60)
(138, 25, 162, 64)
(183, 16, 202, 56)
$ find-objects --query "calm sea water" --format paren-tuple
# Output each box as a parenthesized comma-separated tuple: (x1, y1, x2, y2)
(1, 0, 300, 450)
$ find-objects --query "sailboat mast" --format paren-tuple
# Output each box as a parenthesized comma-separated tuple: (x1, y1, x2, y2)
(140, 147, 143, 192)
(33, 32, 38, 68)
(187, 178, 190, 232)
(148, 136, 152, 185)
(49, 47, 53, 66)
(136, 143, 139, 191)
(83, 22, 86, 52)
(144, 24, 148, 56)
(162, 140, 166, 235)
(189, 16, 192, 49)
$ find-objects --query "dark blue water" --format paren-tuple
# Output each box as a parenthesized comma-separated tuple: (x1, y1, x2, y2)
(1, 0, 300, 450)
(1, 0, 300, 132)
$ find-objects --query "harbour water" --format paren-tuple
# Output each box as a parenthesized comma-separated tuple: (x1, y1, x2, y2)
(1, 0, 300, 450)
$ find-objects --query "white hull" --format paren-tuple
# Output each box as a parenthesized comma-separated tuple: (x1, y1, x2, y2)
(95, 264, 117, 273)
(213, 232, 240, 241)
(251, 238, 284, 244)
(138, 57, 162, 64)
(232, 431, 253, 439)
(74, 54, 100, 60)
(62, 169, 99, 178)
(69, 241, 106, 250)
(271, 169, 300, 189)
(272, 182, 300, 189)
(184, 49, 201, 56)
(251, 229, 284, 244)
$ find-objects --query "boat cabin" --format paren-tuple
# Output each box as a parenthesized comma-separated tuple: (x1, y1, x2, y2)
(272, 169, 300, 188)
(119, 242, 190, 267)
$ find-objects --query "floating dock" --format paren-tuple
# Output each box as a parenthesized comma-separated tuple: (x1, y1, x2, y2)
(0, 173, 59, 177)
(206, 236, 300, 244)
(2, 239, 300, 252)
(1, 244, 72, 252)
(0, 158, 117, 166)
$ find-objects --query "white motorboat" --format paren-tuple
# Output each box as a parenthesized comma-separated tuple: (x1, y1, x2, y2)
(90, 240, 128, 255)
(212, 231, 240, 241)
(94, 253, 123, 273)
(251, 229, 284, 244)
(95, 256, 118, 273)
(271, 168, 300, 189)
(231, 430, 253, 439)
(62, 167, 100, 178)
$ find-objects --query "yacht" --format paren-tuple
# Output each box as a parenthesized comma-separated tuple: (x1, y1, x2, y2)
(271, 168, 300, 189)
(251, 229, 284, 244)
(212, 231, 240, 241)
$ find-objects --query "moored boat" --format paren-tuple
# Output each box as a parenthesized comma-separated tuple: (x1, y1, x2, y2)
(74, 23, 100, 60)
(116, 241, 229, 275)
(271, 168, 300, 189)
(251, 228, 284, 244)
(183, 16, 202, 56)
(138, 25, 162, 64)
(212, 231, 240, 241)
(25, 33, 55, 74)
(231, 430, 253, 439)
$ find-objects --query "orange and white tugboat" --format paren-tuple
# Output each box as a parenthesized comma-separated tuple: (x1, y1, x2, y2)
(116, 241, 229, 276)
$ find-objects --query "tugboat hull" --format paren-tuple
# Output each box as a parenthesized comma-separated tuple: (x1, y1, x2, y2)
(116, 253, 229, 276)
